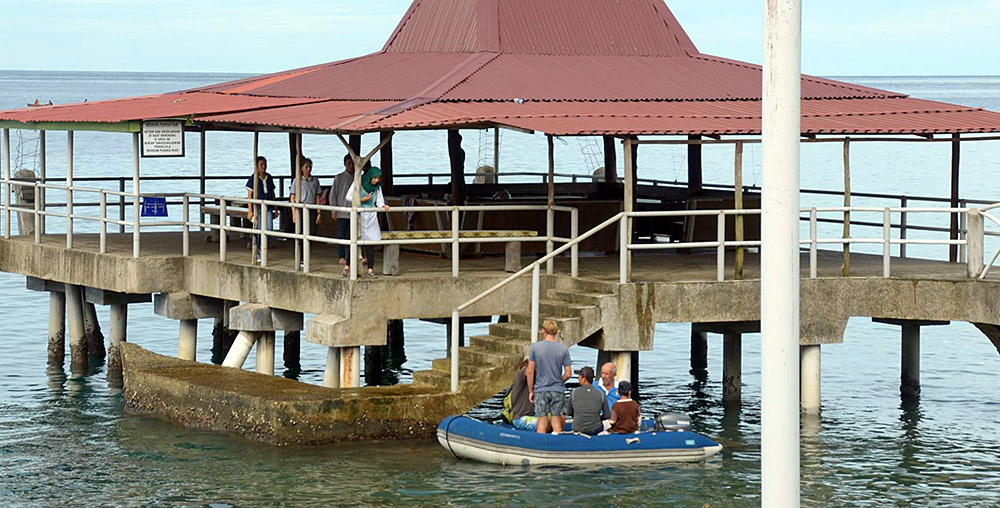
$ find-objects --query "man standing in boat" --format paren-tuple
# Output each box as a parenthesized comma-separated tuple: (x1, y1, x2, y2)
(526, 320, 571, 434)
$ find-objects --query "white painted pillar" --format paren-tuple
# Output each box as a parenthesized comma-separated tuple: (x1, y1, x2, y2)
(108, 303, 127, 376)
(39, 130, 46, 234)
(64, 283, 87, 371)
(800, 345, 820, 415)
(761, 0, 802, 505)
(723, 332, 742, 404)
(48, 291, 66, 365)
(323, 346, 341, 388)
(967, 210, 984, 278)
(222, 331, 260, 368)
(132, 132, 140, 258)
(178, 319, 198, 361)
(341, 346, 361, 388)
(256, 332, 275, 375)
(611, 351, 632, 384)
(901, 324, 920, 398)
(2, 128, 9, 239)
(66, 131, 74, 248)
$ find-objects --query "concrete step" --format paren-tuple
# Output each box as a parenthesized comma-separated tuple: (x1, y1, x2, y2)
(412, 369, 450, 388)
(538, 299, 600, 323)
(458, 346, 511, 366)
(470, 335, 531, 355)
(545, 289, 614, 307)
(550, 277, 620, 296)
(489, 322, 532, 340)
(431, 357, 487, 376)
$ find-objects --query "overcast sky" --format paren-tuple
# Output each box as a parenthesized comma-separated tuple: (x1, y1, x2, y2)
(2, 0, 998, 76)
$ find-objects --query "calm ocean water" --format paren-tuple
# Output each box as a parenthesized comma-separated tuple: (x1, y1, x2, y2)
(1, 71, 1000, 507)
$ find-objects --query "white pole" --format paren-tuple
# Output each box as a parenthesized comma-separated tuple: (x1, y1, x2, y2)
(619, 213, 628, 284)
(716, 211, 725, 281)
(178, 319, 197, 361)
(809, 208, 817, 279)
(323, 347, 341, 388)
(256, 331, 275, 375)
(451, 310, 460, 392)
(530, 264, 540, 343)
(294, 133, 302, 268)
(570, 208, 579, 277)
(132, 132, 140, 258)
(39, 130, 46, 234)
(800, 345, 821, 414)
(182, 195, 189, 256)
(761, 0, 802, 506)
(883, 207, 891, 277)
(99, 192, 107, 253)
(222, 331, 259, 368)
(303, 204, 311, 273)
(219, 198, 227, 262)
(66, 131, 73, 248)
(2, 128, 9, 239)
(452, 207, 460, 277)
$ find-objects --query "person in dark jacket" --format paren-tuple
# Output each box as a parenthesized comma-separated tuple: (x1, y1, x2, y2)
(565, 366, 609, 435)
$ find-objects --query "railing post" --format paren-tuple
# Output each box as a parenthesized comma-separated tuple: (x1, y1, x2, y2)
(967, 209, 984, 278)
(452, 207, 460, 277)
(2, 128, 9, 239)
(959, 199, 967, 262)
(717, 210, 726, 282)
(883, 207, 891, 278)
(899, 196, 907, 258)
(303, 205, 311, 274)
(118, 178, 126, 234)
(809, 208, 817, 279)
(531, 264, 540, 343)
(99, 191, 107, 254)
(182, 194, 190, 257)
(546, 207, 554, 275)
(132, 132, 140, 258)
(260, 201, 268, 267)
(349, 209, 358, 281)
(570, 208, 579, 278)
(66, 131, 73, 248)
(39, 130, 46, 235)
(219, 198, 227, 262)
(33, 181, 41, 244)
(450, 310, 460, 393)
(619, 213, 629, 284)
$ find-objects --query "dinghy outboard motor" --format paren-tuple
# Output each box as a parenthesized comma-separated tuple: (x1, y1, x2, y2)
(654, 413, 692, 432)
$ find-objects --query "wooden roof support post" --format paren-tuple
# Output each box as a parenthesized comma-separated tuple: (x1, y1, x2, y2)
(950, 133, 961, 262)
(199, 131, 206, 233)
(603, 135, 617, 187)
(546, 134, 555, 274)
(349, 135, 361, 157)
(380, 131, 394, 196)
(734, 141, 745, 280)
(842, 138, 851, 277)
(623, 137, 634, 280)
(493, 127, 500, 179)
(294, 133, 303, 268)
(687, 134, 703, 198)
(448, 129, 466, 206)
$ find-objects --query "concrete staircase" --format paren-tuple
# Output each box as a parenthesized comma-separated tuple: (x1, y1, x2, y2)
(412, 279, 618, 395)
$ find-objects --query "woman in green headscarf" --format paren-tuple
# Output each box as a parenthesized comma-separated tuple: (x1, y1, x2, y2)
(346, 161, 389, 278)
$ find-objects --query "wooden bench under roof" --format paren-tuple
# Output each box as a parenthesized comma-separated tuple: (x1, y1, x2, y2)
(381, 230, 537, 275)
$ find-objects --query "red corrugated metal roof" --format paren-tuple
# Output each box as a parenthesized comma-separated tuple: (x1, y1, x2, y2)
(1, 0, 998, 137)
(0, 92, 323, 124)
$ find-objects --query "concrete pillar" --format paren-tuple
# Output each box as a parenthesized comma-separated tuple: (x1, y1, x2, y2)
(723, 332, 742, 404)
(690, 328, 708, 373)
(107, 303, 127, 377)
(341, 346, 361, 388)
(256, 332, 275, 375)
(283, 330, 301, 374)
(65, 284, 88, 372)
(178, 319, 198, 361)
(222, 331, 259, 369)
(364, 345, 383, 386)
(211, 300, 239, 365)
(323, 347, 340, 388)
(611, 351, 632, 384)
(800, 345, 821, 415)
(901, 324, 920, 398)
(47, 291, 66, 365)
(83, 302, 106, 360)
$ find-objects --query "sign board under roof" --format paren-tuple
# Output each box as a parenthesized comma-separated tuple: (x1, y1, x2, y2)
(141, 120, 184, 157)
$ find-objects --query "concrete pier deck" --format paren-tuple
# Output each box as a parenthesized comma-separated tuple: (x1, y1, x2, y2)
(4, 231, 1000, 444)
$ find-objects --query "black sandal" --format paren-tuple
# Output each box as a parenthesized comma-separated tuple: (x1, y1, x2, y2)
(341, 266, 350, 277)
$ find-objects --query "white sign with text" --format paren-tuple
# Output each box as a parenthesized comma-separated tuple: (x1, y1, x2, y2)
(141, 120, 185, 157)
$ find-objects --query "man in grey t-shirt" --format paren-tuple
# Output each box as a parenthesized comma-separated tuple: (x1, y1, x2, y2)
(565, 366, 609, 435)
(290, 157, 321, 227)
(526, 319, 571, 434)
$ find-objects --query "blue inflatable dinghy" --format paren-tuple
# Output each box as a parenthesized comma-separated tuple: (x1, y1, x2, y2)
(437, 415, 722, 465)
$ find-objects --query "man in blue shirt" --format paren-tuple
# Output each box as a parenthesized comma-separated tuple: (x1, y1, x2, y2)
(596, 361, 620, 407)
(526, 320, 571, 434)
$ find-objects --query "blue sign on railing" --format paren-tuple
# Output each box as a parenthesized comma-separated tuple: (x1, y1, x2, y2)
(141, 197, 168, 217)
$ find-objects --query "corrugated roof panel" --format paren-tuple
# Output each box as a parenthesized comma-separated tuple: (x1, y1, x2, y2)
(0, 92, 324, 124)
(497, 0, 696, 56)
(383, 0, 481, 53)
(196, 101, 397, 131)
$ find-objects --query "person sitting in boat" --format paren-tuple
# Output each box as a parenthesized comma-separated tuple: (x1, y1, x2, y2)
(565, 366, 609, 436)
(596, 362, 620, 406)
(608, 380, 640, 434)
(507, 356, 537, 431)
(526, 320, 571, 434)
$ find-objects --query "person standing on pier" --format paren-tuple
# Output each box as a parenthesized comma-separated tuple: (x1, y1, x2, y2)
(596, 362, 620, 406)
(331, 154, 354, 267)
(290, 157, 321, 260)
(346, 161, 389, 278)
(246, 156, 276, 261)
(526, 320, 571, 434)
